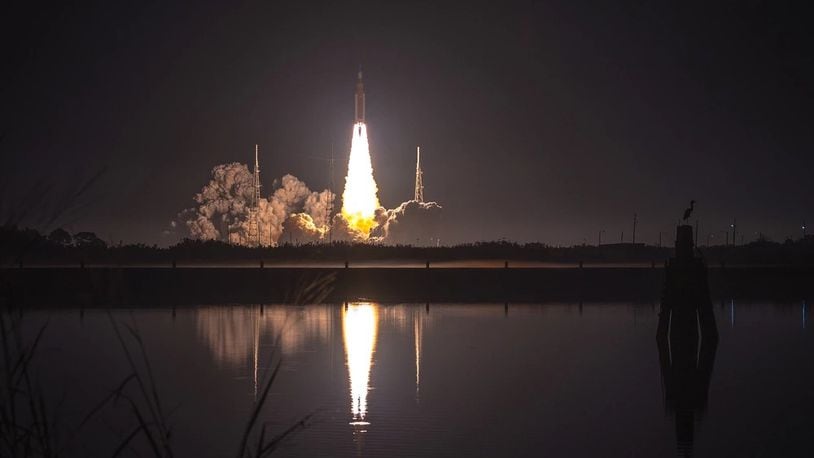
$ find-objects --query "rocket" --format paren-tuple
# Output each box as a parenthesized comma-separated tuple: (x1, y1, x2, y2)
(354, 67, 365, 124)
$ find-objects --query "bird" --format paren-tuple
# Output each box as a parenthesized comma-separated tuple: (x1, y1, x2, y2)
(682, 200, 696, 221)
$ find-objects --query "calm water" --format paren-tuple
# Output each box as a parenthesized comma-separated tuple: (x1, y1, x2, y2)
(23, 302, 814, 457)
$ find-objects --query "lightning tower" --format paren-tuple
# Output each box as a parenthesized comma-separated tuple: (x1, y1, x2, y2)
(248, 144, 262, 246)
(414, 146, 424, 202)
(327, 143, 335, 243)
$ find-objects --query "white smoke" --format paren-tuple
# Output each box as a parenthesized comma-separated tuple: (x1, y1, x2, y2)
(177, 163, 335, 246)
(281, 213, 326, 244)
(371, 200, 443, 245)
(177, 163, 443, 246)
(303, 189, 334, 229)
(178, 162, 253, 242)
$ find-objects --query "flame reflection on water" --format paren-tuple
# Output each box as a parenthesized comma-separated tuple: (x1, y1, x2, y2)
(343, 302, 379, 427)
(196, 304, 430, 432)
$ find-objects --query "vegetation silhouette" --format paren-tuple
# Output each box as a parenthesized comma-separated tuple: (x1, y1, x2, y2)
(3, 226, 814, 267)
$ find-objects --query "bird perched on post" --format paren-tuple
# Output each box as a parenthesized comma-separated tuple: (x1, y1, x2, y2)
(683, 200, 696, 221)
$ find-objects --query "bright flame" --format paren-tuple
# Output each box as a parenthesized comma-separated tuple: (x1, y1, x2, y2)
(342, 302, 379, 425)
(341, 123, 380, 236)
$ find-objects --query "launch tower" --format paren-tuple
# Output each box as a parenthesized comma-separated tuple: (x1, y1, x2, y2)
(247, 144, 262, 246)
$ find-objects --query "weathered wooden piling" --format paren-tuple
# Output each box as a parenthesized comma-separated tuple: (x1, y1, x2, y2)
(657, 225, 718, 342)
(657, 224, 718, 457)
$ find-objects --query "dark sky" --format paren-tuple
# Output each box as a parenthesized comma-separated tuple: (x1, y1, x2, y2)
(2, 1, 812, 246)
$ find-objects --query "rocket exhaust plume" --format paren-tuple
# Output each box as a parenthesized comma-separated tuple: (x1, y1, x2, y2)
(341, 122, 380, 236)
(341, 69, 380, 236)
(175, 68, 441, 246)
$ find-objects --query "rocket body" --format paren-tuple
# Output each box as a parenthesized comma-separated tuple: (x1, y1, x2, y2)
(355, 69, 365, 124)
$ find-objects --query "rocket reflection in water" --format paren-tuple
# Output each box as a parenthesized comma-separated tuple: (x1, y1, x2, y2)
(342, 302, 379, 428)
(414, 308, 424, 401)
(198, 304, 429, 432)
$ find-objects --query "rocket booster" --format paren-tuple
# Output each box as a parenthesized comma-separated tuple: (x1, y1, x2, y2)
(354, 68, 365, 124)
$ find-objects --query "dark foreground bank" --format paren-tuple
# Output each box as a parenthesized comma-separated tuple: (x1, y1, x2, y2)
(2, 265, 812, 306)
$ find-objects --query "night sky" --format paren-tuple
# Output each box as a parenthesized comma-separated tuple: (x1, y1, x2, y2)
(2, 1, 812, 246)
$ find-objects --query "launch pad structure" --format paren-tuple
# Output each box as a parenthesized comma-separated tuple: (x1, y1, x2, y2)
(247, 144, 262, 247)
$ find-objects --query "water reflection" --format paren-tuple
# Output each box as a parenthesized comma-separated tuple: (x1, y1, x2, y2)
(342, 302, 379, 428)
(196, 303, 429, 430)
(730, 299, 735, 328)
(153, 302, 814, 455)
(195, 305, 333, 364)
(414, 308, 423, 401)
(657, 327, 717, 457)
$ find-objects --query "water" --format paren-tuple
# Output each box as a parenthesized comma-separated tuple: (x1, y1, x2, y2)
(19, 302, 814, 457)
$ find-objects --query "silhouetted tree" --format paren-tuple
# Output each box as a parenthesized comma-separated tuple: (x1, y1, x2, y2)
(48, 228, 72, 246)
(73, 231, 106, 249)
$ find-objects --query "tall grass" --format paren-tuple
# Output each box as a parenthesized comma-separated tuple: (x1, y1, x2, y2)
(0, 309, 57, 456)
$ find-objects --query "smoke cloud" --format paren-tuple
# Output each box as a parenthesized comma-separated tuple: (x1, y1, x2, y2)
(371, 200, 443, 245)
(177, 163, 335, 246)
(177, 163, 443, 246)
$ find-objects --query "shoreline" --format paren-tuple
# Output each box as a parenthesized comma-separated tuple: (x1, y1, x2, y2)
(2, 265, 812, 307)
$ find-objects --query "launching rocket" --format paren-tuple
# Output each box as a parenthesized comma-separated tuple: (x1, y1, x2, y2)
(355, 67, 365, 124)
